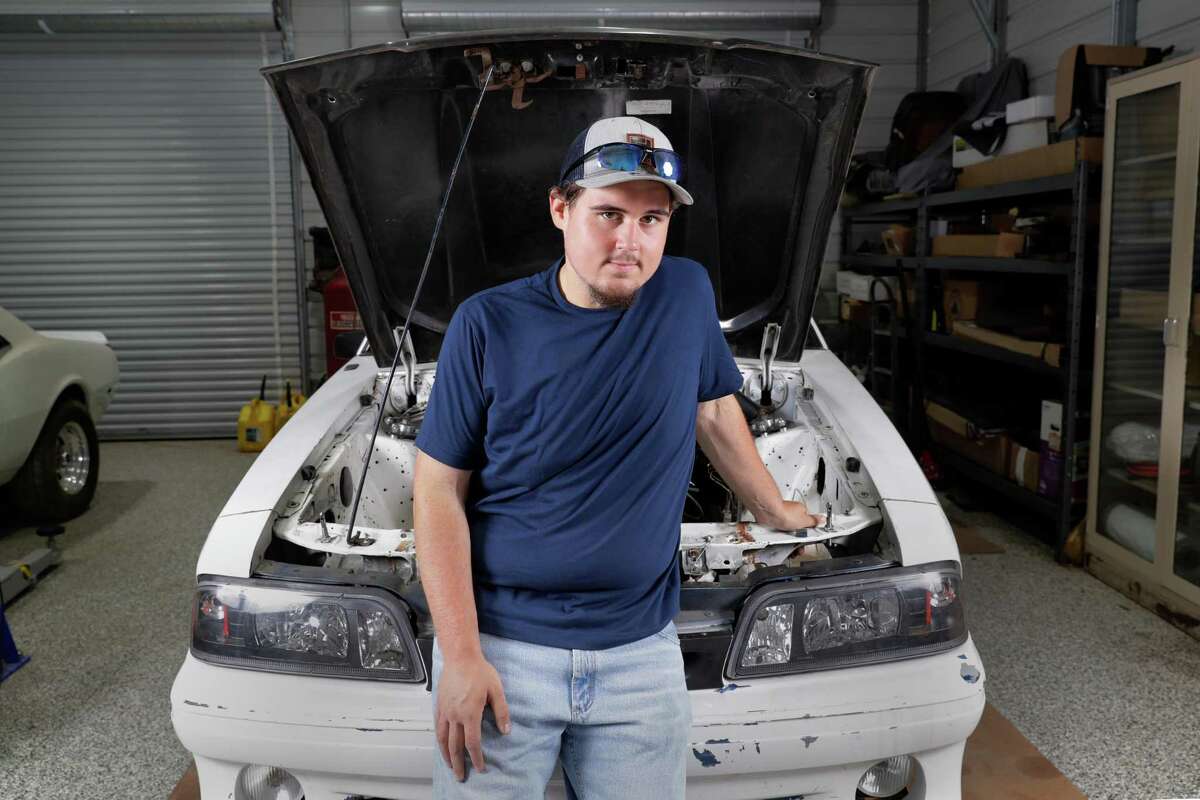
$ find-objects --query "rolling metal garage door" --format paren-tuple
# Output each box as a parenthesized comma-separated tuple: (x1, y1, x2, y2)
(0, 27, 303, 439)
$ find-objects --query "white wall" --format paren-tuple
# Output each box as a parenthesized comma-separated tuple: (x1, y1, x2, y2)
(819, 0, 921, 153)
(1138, 1, 1200, 55)
(927, 0, 1200, 96)
(817, 0, 921, 323)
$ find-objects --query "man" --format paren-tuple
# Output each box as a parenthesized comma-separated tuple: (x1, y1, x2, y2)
(413, 116, 821, 799)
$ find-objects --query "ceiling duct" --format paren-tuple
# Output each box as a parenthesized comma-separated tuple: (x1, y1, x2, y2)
(395, 1, 821, 34)
(0, 2, 276, 34)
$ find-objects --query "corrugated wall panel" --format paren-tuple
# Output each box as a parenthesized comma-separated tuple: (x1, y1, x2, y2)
(927, 0, 988, 91)
(1007, 0, 1110, 96)
(928, 0, 1200, 97)
(816, 1, 919, 321)
(0, 32, 302, 439)
(1139, 1, 1200, 55)
(817, 0, 919, 153)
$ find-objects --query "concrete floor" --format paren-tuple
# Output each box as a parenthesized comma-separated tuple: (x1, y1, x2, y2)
(0, 441, 1198, 799)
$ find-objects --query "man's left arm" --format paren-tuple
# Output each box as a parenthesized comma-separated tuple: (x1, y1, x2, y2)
(695, 394, 822, 530)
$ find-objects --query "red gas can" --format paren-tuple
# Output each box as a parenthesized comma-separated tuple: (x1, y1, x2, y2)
(322, 267, 363, 376)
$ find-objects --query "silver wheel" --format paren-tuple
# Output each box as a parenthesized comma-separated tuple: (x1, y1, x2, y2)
(56, 420, 91, 495)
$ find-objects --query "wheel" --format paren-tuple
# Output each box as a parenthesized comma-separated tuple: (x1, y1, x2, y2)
(9, 399, 100, 524)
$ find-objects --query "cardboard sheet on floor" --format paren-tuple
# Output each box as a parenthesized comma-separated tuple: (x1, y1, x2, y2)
(949, 517, 1006, 554)
(964, 704, 1088, 799)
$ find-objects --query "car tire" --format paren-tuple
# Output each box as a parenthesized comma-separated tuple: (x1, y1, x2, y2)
(9, 398, 100, 524)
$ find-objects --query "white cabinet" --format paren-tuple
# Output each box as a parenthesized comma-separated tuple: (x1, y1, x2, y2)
(1087, 54, 1200, 631)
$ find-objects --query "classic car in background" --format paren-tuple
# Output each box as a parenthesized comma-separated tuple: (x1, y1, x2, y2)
(0, 306, 119, 522)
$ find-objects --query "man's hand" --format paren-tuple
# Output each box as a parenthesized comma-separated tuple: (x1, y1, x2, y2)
(695, 395, 826, 532)
(764, 499, 824, 531)
(435, 652, 512, 782)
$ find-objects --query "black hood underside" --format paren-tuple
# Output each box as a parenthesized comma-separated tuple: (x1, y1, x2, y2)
(263, 30, 873, 364)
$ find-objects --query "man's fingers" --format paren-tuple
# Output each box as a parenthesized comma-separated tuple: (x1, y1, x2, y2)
(448, 722, 466, 782)
(465, 720, 486, 774)
(436, 716, 452, 770)
(489, 684, 513, 735)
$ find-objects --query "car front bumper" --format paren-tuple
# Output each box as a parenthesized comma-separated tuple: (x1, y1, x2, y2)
(172, 635, 985, 800)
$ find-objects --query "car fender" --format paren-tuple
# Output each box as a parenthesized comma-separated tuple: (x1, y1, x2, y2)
(196, 356, 379, 578)
(0, 324, 115, 478)
(796, 349, 957, 565)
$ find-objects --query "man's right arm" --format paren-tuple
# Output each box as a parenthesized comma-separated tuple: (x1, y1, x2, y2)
(413, 450, 511, 782)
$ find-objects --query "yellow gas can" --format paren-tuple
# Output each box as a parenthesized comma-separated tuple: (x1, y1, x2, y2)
(275, 380, 307, 430)
(237, 376, 276, 452)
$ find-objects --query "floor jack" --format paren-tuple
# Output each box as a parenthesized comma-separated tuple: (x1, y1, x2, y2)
(0, 525, 63, 682)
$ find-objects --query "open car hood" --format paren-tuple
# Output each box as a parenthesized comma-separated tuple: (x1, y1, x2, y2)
(264, 30, 873, 364)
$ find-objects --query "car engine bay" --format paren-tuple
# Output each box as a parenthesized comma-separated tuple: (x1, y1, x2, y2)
(265, 354, 890, 594)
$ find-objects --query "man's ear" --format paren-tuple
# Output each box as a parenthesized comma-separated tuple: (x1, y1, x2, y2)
(548, 188, 569, 232)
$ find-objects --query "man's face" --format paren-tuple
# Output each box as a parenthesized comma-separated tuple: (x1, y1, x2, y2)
(549, 180, 673, 309)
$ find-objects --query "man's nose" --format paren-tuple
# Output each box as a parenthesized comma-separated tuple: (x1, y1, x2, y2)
(614, 216, 641, 249)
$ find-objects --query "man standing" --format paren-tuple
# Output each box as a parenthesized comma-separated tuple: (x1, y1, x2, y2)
(413, 116, 820, 799)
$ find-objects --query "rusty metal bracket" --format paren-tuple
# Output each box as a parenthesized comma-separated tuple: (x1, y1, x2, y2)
(465, 46, 552, 109)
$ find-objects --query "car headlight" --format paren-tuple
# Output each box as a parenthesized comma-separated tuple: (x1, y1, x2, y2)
(191, 576, 425, 683)
(728, 561, 967, 678)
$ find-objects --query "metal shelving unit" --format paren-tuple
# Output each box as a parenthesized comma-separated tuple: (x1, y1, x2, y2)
(839, 159, 1100, 555)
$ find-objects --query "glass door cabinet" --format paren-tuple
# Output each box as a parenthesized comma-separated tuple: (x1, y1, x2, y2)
(1087, 54, 1200, 631)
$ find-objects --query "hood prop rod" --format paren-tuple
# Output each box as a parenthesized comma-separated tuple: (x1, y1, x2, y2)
(345, 62, 496, 547)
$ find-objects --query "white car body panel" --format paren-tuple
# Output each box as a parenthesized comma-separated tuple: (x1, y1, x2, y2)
(174, 636, 984, 800)
(0, 307, 119, 485)
(173, 345, 983, 799)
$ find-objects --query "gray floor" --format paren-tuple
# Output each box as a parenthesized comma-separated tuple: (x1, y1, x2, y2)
(0, 441, 1198, 799)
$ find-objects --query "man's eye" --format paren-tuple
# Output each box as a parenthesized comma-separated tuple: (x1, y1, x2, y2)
(641, 216, 662, 225)
(600, 211, 620, 221)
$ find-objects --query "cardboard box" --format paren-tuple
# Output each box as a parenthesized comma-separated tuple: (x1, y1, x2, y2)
(1056, 45, 1156, 127)
(1010, 442, 1041, 492)
(1041, 399, 1062, 451)
(953, 322, 1063, 367)
(952, 120, 1053, 167)
(926, 401, 1010, 475)
(1038, 440, 1089, 502)
(944, 280, 980, 332)
(837, 270, 900, 303)
(1006, 94, 1055, 125)
(932, 233, 1026, 258)
(1116, 288, 1200, 334)
(956, 138, 1103, 190)
(840, 296, 869, 323)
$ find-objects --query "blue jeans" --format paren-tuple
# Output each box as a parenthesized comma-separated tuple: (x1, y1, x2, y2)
(431, 621, 691, 799)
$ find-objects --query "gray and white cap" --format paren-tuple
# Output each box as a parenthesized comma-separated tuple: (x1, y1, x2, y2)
(558, 116, 694, 206)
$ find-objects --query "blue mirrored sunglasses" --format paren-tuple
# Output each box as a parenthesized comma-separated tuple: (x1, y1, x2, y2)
(561, 142, 683, 183)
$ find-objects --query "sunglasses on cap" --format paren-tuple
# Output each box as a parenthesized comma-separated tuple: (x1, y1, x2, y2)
(560, 142, 683, 183)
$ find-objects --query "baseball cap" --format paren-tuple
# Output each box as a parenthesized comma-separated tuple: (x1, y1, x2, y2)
(557, 116, 694, 206)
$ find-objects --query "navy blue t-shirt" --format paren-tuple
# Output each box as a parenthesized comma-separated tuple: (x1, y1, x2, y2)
(415, 255, 744, 649)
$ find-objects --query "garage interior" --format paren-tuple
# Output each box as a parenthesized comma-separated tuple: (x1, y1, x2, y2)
(2, 2, 1200, 799)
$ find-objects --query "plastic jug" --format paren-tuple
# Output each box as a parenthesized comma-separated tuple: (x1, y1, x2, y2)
(237, 376, 276, 452)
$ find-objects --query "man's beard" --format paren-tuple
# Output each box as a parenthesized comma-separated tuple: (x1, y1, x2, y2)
(586, 281, 640, 310)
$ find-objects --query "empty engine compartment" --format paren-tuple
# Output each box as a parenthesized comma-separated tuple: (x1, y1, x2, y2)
(266, 362, 885, 587)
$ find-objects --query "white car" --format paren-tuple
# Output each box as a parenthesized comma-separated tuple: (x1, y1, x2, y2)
(171, 31, 985, 800)
(0, 307, 119, 523)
